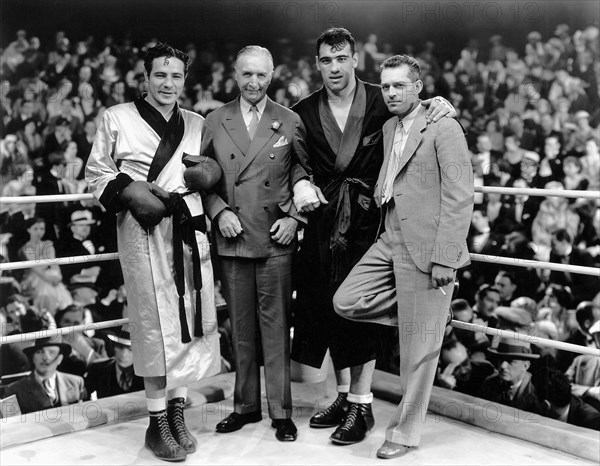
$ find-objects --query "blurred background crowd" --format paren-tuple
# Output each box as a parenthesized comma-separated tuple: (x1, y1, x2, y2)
(0, 0, 599, 430)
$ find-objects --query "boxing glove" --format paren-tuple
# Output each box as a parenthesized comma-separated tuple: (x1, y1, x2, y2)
(183, 154, 222, 192)
(120, 181, 170, 228)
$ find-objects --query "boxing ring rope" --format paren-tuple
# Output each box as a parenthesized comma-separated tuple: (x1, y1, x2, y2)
(1, 186, 599, 357)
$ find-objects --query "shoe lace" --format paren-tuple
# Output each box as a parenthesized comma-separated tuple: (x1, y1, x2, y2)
(322, 393, 347, 416)
(338, 403, 358, 432)
(158, 413, 180, 448)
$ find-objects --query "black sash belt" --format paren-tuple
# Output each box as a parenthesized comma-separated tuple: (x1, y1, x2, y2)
(165, 193, 207, 343)
(329, 177, 373, 286)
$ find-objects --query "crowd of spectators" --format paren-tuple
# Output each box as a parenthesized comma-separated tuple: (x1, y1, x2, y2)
(0, 24, 598, 430)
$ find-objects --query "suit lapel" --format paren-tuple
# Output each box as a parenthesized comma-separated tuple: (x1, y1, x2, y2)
(222, 98, 251, 155)
(56, 372, 75, 404)
(396, 107, 427, 175)
(238, 98, 280, 176)
(26, 374, 53, 410)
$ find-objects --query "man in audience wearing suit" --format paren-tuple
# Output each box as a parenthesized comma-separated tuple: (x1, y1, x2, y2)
(3, 335, 87, 414)
(57, 208, 102, 285)
(85, 327, 144, 399)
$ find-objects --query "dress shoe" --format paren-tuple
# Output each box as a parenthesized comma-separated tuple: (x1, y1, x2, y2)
(376, 440, 414, 459)
(330, 402, 374, 445)
(310, 392, 349, 428)
(271, 418, 297, 441)
(145, 410, 187, 462)
(215, 411, 262, 433)
(167, 397, 197, 453)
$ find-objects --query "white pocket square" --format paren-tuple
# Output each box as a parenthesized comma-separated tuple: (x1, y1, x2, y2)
(273, 136, 289, 148)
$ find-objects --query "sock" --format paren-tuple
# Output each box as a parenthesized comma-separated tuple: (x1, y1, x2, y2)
(167, 387, 188, 402)
(336, 385, 350, 394)
(347, 392, 373, 404)
(147, 397, 166, 413)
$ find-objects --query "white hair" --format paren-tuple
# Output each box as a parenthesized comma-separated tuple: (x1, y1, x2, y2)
(235, 45, 274, 72)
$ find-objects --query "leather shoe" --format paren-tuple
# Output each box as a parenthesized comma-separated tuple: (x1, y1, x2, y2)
(376, 440, 414, 459)
(330, 402, 374, 445)
(215, 411, 262, 433)
(271, 419, 297, 441)
(310, 392, 348, 428)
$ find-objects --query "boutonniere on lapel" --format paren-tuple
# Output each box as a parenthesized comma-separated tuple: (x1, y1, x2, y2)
(271, 121, 282, 131)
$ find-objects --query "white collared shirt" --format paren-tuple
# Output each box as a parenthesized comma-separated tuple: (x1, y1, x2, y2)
(240, 97, 267, 131)
(382, 104, 421, 204)
(393, 104, 421, 157)
(34, 371, 57, 398)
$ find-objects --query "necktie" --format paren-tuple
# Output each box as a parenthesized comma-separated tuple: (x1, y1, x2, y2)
(382, 121, 404, 204)
(118, 367, 133, 391)
(43, 378, 57, 404)
(248, 105, 259, 140)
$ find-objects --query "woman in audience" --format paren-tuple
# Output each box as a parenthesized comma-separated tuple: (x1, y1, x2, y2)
(18, 217, 72, 315)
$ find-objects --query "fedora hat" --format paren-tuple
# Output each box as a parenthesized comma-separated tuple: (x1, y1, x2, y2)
(69, 209, 96, 226)
(107, 327, 132, 347)
(23, 334, 71, 358)
(487, 336, 540, 360)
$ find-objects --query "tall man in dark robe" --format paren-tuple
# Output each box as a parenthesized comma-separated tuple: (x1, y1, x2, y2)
(291, 28, 455, 445)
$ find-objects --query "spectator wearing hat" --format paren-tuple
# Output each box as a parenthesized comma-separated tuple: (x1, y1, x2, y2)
(538, 368, 600, 430)
(482, 337, 544, 414)
(2, 334, 87, 414)
(85, 327, 144, 399)
(54, 304, 107, 377)
(57, 208, 102, 285)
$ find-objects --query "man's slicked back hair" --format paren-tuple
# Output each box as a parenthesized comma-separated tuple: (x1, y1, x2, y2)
(380, 55, 421, 81)
(144, 41, 190, 75)
(316, 27, 356, 57)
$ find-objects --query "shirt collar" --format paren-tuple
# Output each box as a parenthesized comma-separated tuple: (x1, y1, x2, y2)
(240, 96, 267, 118)
(397, 103, 421, 134)
(34, 371, 56, 388)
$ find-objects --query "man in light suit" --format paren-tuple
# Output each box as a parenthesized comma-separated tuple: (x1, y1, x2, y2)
(333, 55, 473, 459)
(201, 45, 319, 442)
(3, 334, 87, 414)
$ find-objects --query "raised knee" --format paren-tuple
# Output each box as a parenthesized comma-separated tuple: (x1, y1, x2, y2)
(333, 287, 356, 317)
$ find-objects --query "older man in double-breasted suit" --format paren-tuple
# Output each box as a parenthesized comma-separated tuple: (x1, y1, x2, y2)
(201, 46, 319, 442)
(333, 55, 474, 459)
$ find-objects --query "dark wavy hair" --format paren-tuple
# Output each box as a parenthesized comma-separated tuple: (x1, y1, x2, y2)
(316, 27, 356, 56)
(144, 41, 190, 75)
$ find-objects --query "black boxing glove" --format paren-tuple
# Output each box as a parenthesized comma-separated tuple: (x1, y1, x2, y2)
(182, 153, 222, 192)
(120, 181, 170, 228)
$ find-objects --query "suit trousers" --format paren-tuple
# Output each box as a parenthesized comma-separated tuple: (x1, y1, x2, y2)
(333, 202, 452, 446)
(220, 254, 292, 420)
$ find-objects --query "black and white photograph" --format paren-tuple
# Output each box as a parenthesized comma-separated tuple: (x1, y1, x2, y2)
(1, 0, 599, 464)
